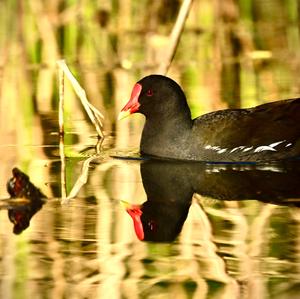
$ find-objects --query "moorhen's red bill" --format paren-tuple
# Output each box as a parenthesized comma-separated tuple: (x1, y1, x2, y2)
(119, 75, 300, 162)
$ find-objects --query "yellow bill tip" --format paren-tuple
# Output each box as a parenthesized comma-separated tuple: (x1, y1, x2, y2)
(118, 110, 131, 120)
(120, 200, 130, 208)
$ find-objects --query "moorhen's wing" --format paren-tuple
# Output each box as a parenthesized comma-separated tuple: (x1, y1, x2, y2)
(193, 98, 300, 161)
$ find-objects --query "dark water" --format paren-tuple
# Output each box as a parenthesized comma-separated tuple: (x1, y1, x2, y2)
(1, 119, 300, 299)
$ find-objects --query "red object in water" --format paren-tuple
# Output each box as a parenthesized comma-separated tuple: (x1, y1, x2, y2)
(126, 206, 144, 241)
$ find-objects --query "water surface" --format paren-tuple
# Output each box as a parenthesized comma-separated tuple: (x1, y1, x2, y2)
(1, 121, 300, 299)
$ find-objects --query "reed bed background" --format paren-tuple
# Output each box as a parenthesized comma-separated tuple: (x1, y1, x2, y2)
(1, 1, 300, 298)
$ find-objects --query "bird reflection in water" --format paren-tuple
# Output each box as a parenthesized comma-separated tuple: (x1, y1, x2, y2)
(125, 160, 300, 243)
(6, 168, 46, 234)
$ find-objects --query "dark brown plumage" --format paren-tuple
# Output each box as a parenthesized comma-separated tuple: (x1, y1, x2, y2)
(120, 75, 300, 162)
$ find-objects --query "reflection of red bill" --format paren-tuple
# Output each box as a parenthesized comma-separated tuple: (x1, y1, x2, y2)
(122, 201, 144, 240)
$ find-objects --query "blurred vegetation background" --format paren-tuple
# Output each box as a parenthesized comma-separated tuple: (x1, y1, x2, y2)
(1, 2, 300, 298)
(1, 0, 300, 157)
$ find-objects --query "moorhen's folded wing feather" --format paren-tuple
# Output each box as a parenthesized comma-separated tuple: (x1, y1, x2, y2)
(192, 98, 300, 161)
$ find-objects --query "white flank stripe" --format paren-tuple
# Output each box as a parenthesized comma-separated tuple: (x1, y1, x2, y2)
(217, 149, 227, 154)
(243, 146, 253, 152)
(269, 140, 285, 148)
(254, 146, 277, 153)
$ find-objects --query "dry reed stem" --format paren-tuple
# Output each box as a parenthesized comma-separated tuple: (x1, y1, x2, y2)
(56, 60, 104, 138)
(57, 60, 105, 201)
(158, 0, 194, 74)
(58, 65, 64, 135)
(58, 65, 67, 198)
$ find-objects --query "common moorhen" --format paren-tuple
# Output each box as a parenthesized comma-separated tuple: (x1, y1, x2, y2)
(119, 75, 300, 162)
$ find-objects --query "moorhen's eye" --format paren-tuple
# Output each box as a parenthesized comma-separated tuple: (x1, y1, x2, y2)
(146, 89, 153, 97)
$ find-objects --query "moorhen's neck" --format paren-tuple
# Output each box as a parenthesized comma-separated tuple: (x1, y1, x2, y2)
(140, 95, 193, 159)
(144, 102, 192, 129)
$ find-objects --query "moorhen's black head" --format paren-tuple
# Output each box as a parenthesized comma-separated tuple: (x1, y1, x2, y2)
(119, 75, 191, 120)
